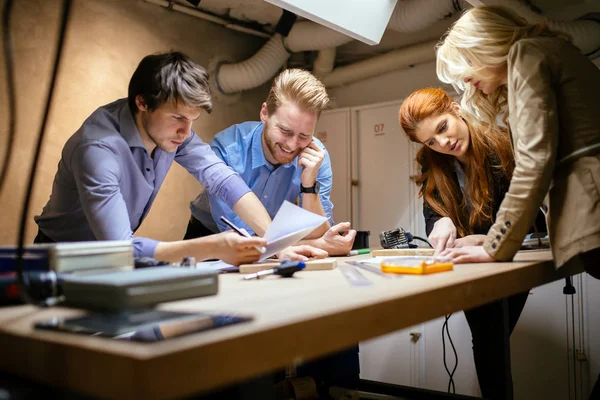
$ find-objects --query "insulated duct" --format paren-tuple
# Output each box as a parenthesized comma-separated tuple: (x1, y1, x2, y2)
(387, 0, 467, 32)
(485, 0, 600, 55)
(215, 0, 600, 94)
(321, 40, 437, 88)
(312, 48, 336, 78)
(216, 21, 353, 94)
(215, 33, 290, 94)
(316, 0, 600, 88)
(284, 21, 354, 52)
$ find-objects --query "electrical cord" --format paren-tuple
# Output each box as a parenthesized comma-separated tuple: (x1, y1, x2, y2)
(413, 235, 433, 248)
(442, 313, 458, 394)
(0, 0, 16, 194)
(14, 0, 72, 306)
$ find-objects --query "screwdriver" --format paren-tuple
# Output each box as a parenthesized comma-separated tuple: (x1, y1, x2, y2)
(243, 261, 306, 280)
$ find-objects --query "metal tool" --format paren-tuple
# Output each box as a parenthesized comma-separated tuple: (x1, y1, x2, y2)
(243, 261, 305, 280)
(345, 260, 396, 279)
(339, 264, 372, 286)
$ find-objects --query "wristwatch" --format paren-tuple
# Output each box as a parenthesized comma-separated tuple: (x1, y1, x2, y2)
(300, 181, 320, 194)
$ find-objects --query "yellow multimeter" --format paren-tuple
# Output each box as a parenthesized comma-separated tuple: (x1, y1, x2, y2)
(380, 256, 454, 275)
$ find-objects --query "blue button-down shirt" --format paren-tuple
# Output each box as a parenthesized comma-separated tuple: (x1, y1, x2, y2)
(190, 121, 334, 234)
(34, 99, 250, 257)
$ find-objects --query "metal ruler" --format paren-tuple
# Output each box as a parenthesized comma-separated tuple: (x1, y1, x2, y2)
(346, 260, 396, 279)
(339, 264, 372, 286)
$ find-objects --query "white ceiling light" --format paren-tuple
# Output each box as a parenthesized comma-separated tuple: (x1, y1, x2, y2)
(263, 0, 399, 45)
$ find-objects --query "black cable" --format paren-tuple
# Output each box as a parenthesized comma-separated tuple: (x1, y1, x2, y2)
(0, 0, 16, 194)
(15, 0, 72, 306)
(412, 235, 433, 248)
(446, 315, 458, 393)
(442, 313, 458, 394)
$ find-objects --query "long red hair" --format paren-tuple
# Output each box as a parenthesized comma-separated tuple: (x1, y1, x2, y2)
(399, 88, 514, 236)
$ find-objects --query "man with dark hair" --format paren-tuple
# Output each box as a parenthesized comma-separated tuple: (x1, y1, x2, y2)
(34, 52, 322, 265)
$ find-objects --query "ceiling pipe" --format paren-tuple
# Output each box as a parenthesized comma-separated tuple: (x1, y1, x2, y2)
(284, 21, 354, 52)
(312, 48, 336, 79)
(321, 40, 437, 88)
(215, 34, 290, 94)
(387, 0, 468, 32)
(143, 0, 271, 38)
(477, 0, 600, 55)
(215, 21, 354, 94)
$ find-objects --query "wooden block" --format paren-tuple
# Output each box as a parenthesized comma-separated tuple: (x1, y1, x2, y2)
(371, 248, 435, 257)
(239, 258, 338, 274)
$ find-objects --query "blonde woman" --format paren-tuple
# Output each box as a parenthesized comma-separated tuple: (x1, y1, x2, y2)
(435, 6, 600, 277)
(436, 6, 600, 399)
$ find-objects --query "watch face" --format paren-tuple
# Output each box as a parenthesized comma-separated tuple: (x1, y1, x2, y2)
(314, 181, 320, 194)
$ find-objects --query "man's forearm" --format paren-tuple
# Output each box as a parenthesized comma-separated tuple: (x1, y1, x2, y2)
(154, 236, 217, 262)
(233, 191, 271, 236)
(302, 194, 330, 238)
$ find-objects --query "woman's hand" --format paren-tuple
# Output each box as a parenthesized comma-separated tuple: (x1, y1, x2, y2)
(453, 234, 487, 248)
(429, 217, 457, 254)
(439, 246, 495, 264)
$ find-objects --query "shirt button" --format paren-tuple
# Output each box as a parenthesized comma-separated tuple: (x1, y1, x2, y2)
(263, 195, 268, 199)
(496, 235, 501, 240)
(492, 242, 497, 249)
(146, 168, 151, 172)
(500, 228, 506, 234)
(505, 221, 511, 227)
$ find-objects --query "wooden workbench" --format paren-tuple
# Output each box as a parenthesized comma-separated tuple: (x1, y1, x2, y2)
(0, 250, 582, 399)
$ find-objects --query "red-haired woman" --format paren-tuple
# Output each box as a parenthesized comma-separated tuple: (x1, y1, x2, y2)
(399, 87, 544, 400)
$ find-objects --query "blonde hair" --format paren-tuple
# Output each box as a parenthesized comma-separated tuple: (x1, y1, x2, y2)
(266, 69, 329, 116)
(436, 5, 570, 129)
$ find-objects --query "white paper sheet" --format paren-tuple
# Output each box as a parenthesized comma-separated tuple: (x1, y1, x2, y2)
(260, 201, 328, 260)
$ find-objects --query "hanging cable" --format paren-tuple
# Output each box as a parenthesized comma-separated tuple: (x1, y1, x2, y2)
(412, 235, 433, 248)
(0, 0, 16, 194)
(442, 313, 458, 393)
(14, 0, 72, 306)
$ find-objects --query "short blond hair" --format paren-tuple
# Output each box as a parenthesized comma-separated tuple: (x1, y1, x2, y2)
(265, 69, 329, 116)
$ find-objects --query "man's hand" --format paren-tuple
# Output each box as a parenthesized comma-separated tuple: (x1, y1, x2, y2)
(315, 222, 356, 256)
(299, 141, 326, 187)
(429, 217, 457, 254)
(439, 246, 494, 264)
(209, 231, 267, 266)
(277, 245, 328, 261)
(453, 234, 487, 248)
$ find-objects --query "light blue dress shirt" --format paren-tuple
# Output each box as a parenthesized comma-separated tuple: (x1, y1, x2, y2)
(34, 99, 250, 257)
(190, 121, 334, 234)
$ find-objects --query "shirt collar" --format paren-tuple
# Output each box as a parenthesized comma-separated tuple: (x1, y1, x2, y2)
(251, 122, 299, 170)
(119, 100, 146, 149)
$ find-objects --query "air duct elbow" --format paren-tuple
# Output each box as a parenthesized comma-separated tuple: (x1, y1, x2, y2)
(215, 34, 290, 94)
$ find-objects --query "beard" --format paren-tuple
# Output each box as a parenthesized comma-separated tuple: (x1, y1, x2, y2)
(263, 122, 299, 164)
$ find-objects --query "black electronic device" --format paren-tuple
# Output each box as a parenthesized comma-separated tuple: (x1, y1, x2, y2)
(379, 228, 412, 249)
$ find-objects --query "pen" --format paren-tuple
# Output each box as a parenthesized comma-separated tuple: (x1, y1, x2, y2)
(219, 216, 267, 254)
(348, 249, 370, 256)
